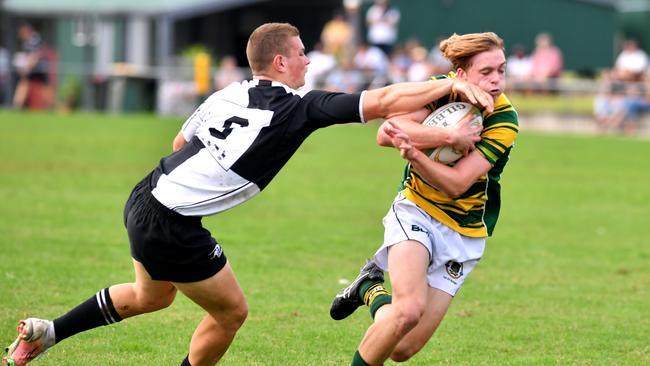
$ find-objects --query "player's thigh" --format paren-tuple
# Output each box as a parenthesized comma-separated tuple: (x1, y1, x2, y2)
(132, 259, 177, 303)
(173, 261, 246, 318)
(387, 240, 430, 301)
(395, 287, 453, 352)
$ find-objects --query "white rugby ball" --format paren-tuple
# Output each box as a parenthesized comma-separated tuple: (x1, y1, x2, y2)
(421, 102, 483, 164)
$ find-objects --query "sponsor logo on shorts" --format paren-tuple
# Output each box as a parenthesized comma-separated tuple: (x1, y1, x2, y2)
(445, 261, 463, 279)
(411, 224, 427, 233)
(209, 244, 223, 259)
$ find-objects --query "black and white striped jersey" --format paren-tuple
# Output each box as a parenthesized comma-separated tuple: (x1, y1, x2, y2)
(150, 79, 366, 216)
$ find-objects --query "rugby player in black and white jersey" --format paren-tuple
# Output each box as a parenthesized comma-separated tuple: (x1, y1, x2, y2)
(3, 23, 493, 366)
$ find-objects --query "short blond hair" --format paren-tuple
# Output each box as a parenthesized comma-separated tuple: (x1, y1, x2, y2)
(246, 23, 300, 74)
(439, 32, 504, 71)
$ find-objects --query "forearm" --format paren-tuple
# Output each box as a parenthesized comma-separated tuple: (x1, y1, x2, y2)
(408, 153, 466, 197)
(364, 79, 454, 120)
(407, 150, 490, 197)
(378, 119, 453, 149)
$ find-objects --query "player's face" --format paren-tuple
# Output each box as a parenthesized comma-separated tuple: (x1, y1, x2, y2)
(284, 36, 310, 89)
(458, 48, 506, 99)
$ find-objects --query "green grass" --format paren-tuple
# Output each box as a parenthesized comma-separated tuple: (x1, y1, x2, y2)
(0, 110, 649, 365)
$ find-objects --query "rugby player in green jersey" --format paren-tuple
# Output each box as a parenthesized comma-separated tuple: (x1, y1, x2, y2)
(330, 32, 519, 366)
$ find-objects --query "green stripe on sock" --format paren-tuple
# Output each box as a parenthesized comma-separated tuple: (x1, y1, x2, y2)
(358, 280, 377, 300)
(369, 294, 392, 319)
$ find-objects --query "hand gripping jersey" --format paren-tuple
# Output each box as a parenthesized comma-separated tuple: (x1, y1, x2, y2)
(150, 79, 365, 216)
(401, 77, 519, 238)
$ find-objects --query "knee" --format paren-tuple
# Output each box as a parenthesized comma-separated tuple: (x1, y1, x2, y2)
(392, 301, 424, 337)
(137, 288, 177, 313)
(231, 301, 248, 329)
(390, 343, 422, 363)
(220, 300, 248, 332)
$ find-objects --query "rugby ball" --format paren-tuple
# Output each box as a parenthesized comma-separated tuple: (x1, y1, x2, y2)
(422, 102, 482, 164)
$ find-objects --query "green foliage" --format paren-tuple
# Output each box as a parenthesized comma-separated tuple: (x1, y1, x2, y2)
(0, 110, 648, 365)
(180, 44, 212, 61)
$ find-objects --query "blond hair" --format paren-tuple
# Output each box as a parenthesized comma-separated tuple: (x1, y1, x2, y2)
(246, 23, 300, 74)
(439, 32, 504, 71)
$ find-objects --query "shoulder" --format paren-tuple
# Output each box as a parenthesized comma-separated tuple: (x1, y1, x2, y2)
(481, 93, 519, 140)
(486, 93, 518, 122)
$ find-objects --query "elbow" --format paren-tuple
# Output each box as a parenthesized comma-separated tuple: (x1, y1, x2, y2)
(438, 181, 471, 198)
(172, 133, 188, 152)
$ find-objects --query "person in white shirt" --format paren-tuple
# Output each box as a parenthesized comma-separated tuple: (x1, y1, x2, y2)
(366, 0, 401, 56)
(613, 38, 649, 82)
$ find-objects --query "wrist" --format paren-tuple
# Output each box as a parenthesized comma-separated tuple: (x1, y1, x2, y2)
(444, 129, 457, 146)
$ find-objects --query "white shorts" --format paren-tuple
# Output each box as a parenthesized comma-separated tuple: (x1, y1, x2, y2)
(373, 194, 486, 296)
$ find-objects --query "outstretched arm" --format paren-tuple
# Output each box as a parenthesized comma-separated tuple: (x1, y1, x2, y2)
(384, 122, 491, 197)
(362, 78, 493, 121)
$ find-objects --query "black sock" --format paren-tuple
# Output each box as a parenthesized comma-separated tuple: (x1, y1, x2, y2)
(52, 287, 123, 343)
(181, 355, 192, 366)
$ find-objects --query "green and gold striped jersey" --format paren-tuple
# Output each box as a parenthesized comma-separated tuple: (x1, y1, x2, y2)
(401, 75, 519, 238)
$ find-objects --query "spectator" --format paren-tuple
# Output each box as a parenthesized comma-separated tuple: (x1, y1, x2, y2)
(406, 46, 431, 82)
(506, 43, 532, 87)
(620, 81, 650, 133)
(0, 46, 9, 105)
(594, 79, 627, 132)
(214, 55, 245, 91)
(428, 36, 453, 75)
(529, 32, 563, 91)
(13, 23, 56, 110)
(304, 42, 337, 90)
(320, 10, 354, 62)
(594, 70, 650, 134)
(353, 42, 390, 89)
(387, 44, 412, 83)
(324, 57, 364, 93)
(612, 38, 649, 82)
(366, 0, 401, 56)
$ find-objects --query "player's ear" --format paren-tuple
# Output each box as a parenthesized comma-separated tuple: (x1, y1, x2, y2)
(272, 54, 286, 72)
(456, 67, 467, 79)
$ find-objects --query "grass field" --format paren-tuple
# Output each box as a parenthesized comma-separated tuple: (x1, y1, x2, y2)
(0, 110, 649, 366)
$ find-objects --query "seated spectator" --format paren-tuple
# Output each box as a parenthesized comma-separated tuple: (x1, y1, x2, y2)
(353, 42, 389, 89)
(428, 36, 453, 76)
(612, 38, 648, 82)
(387, 44, 412, 83)
(324, 57, 364, 93)
(594, 79, 627, 132)
(595, 74, 650, 134)
(406, 46, 431, 82)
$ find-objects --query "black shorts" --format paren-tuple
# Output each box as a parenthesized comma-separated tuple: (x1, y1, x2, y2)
(123, 173, 227, 282)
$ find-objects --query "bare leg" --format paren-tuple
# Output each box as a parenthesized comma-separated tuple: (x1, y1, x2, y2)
(390, 287, 452, 362)
(109, 260, 178, 319)
(13, 78, 29, 108)
(173, 262, 248, 366)
(358, 241, 429, 365)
